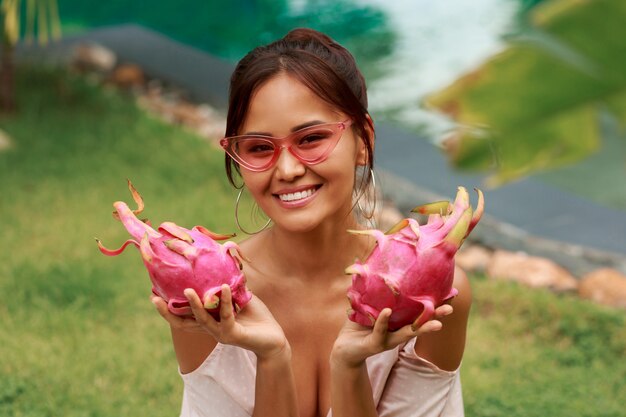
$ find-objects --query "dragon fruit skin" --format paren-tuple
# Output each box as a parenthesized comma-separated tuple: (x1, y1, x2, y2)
(96, 181, 251, 319)
(346, 186, 484, 331)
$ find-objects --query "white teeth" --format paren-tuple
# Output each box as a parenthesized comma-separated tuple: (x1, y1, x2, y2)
(279, 188, 315, 202)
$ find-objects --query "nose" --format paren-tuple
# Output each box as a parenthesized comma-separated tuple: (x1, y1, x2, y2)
(273, 146, 306, 181)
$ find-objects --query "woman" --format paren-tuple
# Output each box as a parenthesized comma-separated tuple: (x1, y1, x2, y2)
(152, 28, 472, 417)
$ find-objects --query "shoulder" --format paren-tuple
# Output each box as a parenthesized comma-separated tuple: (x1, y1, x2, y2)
(236, 234, 256, 251)
(451, 265, 472, 315)
(236, 232, 268, 264)
(413, 266, 472, 371)
(236, 233, 269, 292)
(172, 328, 218, 375)
(445, 266, 473, 334)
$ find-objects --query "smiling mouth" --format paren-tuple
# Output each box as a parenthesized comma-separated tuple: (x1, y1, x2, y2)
(276, 186, 320, 202)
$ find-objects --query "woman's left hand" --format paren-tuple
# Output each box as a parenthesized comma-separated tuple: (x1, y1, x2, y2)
(330, 304, 453, 369)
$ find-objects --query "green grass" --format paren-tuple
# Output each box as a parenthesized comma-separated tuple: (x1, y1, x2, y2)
(0, 65, 237, 416)
(464, 277, 626, 416)
(1, 66, 625, 416)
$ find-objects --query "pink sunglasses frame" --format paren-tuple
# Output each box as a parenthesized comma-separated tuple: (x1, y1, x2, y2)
(220, 120, 353, 172)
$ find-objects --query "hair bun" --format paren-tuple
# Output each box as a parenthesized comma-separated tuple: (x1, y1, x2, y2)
(283, 27, 338, 48)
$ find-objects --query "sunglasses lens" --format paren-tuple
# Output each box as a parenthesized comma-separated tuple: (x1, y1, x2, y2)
(224, 121, 348, 170)
(232, 137, 276, 169)
(292, 127, 338, 162)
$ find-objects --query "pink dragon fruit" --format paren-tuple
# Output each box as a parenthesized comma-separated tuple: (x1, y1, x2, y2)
(96, 180, 251, 319)
(346, 186, 484, 331)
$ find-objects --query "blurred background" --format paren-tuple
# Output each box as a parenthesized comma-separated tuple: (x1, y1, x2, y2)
(1, 0, 625, 415)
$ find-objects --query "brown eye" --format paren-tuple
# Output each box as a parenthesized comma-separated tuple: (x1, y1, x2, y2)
(298, 130, 333, 146)
(248, 143, 273, 153)
(238, 139, 274, 155)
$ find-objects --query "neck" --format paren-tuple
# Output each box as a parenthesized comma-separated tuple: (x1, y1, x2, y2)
(261, 214, 373, 284)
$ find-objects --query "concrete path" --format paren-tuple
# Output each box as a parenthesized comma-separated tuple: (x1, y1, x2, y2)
(19, 24, 626, 274)
(17, 24, 233, 108)
(374, 123, 626, 274)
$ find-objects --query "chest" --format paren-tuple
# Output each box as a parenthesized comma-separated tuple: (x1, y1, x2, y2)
(261, 287, 348, 417)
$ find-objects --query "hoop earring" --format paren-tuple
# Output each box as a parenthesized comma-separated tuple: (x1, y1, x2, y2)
(356, 168, 377, 224)
(235, 187, 272, 235)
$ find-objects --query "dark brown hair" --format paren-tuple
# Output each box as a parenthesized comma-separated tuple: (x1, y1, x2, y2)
(224, 28, 375, 191)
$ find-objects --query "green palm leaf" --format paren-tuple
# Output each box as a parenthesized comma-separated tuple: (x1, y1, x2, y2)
(1, 0, 61, 46)
(426, 0, 626, 185)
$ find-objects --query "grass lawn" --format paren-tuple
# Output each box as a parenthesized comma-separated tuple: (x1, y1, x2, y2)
(1, 66, 625, 416)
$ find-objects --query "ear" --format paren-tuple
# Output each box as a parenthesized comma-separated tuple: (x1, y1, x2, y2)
(355, 114, 375, 166)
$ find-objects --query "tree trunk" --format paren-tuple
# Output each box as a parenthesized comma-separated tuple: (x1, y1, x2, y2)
(0, 39, 16, 113)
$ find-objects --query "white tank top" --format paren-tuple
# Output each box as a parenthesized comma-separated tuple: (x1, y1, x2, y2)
(179, 337, 464, 416)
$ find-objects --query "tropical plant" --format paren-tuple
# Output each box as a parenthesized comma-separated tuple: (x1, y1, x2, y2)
(55, 0, 394, 80)
(1, 0, 61, 112)
(425, 0, 626, 185)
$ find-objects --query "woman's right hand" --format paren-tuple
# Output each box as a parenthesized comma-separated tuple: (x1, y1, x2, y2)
(151, 284, 289, 361)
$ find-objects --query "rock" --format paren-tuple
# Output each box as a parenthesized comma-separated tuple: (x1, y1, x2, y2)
(170, 101, 207, 126)
(195, 104, 226, 139)
(136, 88, 225, 140)
(72, 43, 116, 73)
(456, 245, 492, 273)
(110, 64, 145, 88)
(578, 268, 626, 308)
(486, 250, 578, 292)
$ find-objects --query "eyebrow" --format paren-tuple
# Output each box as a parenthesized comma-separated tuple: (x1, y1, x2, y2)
(243, 120, 326, 136)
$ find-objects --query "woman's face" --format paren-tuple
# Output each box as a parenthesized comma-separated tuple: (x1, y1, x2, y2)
(239, 73, 367, 233)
